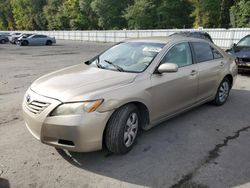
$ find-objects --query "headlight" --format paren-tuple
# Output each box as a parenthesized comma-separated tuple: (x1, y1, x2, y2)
(50, 99, 104, 116)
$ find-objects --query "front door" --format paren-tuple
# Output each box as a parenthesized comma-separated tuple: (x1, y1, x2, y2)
(150, 42, 198, 122)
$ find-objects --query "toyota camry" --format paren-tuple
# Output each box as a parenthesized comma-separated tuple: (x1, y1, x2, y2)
(22, 36, 237, 154)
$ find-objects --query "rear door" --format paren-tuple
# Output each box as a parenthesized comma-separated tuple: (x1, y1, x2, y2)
(39, 35, 47, 45)
(36, 35, 45, 45)
(191, 42, 224, 102)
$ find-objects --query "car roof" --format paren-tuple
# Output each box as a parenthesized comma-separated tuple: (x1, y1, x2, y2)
(172, 31, 209, 34)
(170, 31, 213, 42)
(124, 36, 208, 44)
(239, 34, 250, 40)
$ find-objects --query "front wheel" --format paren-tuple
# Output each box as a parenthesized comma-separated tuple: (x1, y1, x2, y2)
(213, 78, 231, 106)
(22, 40, 29, 46)
(1, 39, 6, 44)
(105, 104, 140, 154)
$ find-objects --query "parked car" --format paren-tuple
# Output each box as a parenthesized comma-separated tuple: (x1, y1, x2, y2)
(0, 32, 11, 36)
(0, 34, 9, 44)
(10, 33, 33, 44)
(22, 36, 237, 154)
(17, 34, 56, 46)
(8, 32, 22, 44)
(170, 31, 214, 43)
(226, 35, 250, 72)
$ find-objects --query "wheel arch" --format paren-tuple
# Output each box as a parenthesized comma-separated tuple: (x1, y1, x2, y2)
(46, 40, 52, 45)
(224, 74, 233, 89)
(102, 101, 150, 148)
(23, 40, 29, 45)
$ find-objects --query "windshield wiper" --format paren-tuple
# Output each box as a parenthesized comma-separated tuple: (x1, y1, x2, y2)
(104, 60, 124, 72)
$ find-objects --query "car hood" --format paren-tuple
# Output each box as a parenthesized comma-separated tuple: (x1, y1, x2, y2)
(31, 64, 137, 102)
(233, 46, 250, 58)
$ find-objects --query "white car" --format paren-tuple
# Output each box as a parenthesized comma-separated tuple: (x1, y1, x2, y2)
(8, 32, 22, 44)
(17, 34, 56, 46)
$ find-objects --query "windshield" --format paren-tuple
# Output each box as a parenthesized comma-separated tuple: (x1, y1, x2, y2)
(88, 42, 165, 73)
(237, 36, 250, 47)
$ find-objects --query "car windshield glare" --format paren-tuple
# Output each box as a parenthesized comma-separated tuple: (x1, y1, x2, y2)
(89, 42, 165, 73)
(237, 36, 250, 47)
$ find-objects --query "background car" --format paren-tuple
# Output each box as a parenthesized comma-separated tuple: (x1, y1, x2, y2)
(0, 34, 9, 44)
(17, 34, 56, 46)
(0, 32, 10, 36)
(226, 35, 250, 72)
(9, 33, 33, 44)
(16, 33, 34, 42)
(8, 32, 22, 44)
(169, 31, 214, 43)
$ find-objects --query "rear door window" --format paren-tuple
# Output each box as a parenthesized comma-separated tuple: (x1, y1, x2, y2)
(192, 42, 213, 63)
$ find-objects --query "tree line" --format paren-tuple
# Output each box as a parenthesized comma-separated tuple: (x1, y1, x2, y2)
(0, 0, 249, 31)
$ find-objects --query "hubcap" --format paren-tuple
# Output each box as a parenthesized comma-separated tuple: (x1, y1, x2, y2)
(219, 81, 229, 103)
(124, 113, 138, 148)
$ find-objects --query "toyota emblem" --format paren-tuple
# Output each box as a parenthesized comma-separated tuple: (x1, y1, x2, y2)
(26, 95, 31, 103)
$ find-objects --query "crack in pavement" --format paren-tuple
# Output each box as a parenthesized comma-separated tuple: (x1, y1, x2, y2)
(0, 117, 20, 125)
(170, 126, 250, 188)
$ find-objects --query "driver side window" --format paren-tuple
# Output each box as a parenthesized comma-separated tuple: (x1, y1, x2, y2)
(161, 42, 193, 67)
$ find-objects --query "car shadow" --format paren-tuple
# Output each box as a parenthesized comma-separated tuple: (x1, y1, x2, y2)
(238, 71, 250, 77)
(18, 44, 63, 47)
(56, 89, 250, 188)
(0, 178, 10, 188)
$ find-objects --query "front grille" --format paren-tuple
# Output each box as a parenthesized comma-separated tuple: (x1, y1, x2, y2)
(25, 100, 50, 114)
(239, 58, 250, 63)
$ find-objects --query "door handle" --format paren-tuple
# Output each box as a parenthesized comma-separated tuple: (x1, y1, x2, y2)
(190, 70, 198, 76)
(220, 61, 224, 67)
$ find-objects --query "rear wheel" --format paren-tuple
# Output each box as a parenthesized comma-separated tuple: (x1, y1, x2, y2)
(1, 39, 6, 44)
(105, 104, 140, 154)
(213, 77, 231, 106)
(46, 40, 52, 45)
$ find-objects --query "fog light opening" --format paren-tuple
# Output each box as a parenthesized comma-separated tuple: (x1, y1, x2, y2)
(58, 139, 75, 146)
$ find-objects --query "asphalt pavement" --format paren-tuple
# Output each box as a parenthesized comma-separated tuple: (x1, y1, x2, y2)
(0, 40, 250, 188)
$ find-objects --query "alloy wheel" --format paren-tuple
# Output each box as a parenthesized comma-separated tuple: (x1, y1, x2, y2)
(124, 112, 138, 148)
(219, 81, 229, 103)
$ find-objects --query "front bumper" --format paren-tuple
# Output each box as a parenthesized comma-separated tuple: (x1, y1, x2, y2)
(22, 89, 113, 152)
(238, 63, 250, 71)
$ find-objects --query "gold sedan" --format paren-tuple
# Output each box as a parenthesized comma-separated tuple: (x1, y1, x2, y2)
(22, 36, 237, 154)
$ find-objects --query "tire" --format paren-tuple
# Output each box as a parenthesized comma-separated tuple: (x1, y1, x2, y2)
(46, 40, 52, 45)
(22, 40, 29, 46)
(1, 39, 6, 44)
(105, 104, 140, 154)
(213, 77, 231, 106)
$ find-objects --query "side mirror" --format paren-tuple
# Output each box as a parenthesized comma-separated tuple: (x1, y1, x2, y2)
(230, 43, 236, 49)
(158, 63, 178, 73)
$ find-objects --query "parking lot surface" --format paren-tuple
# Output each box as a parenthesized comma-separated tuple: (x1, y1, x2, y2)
(0, 41, 250, 188)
